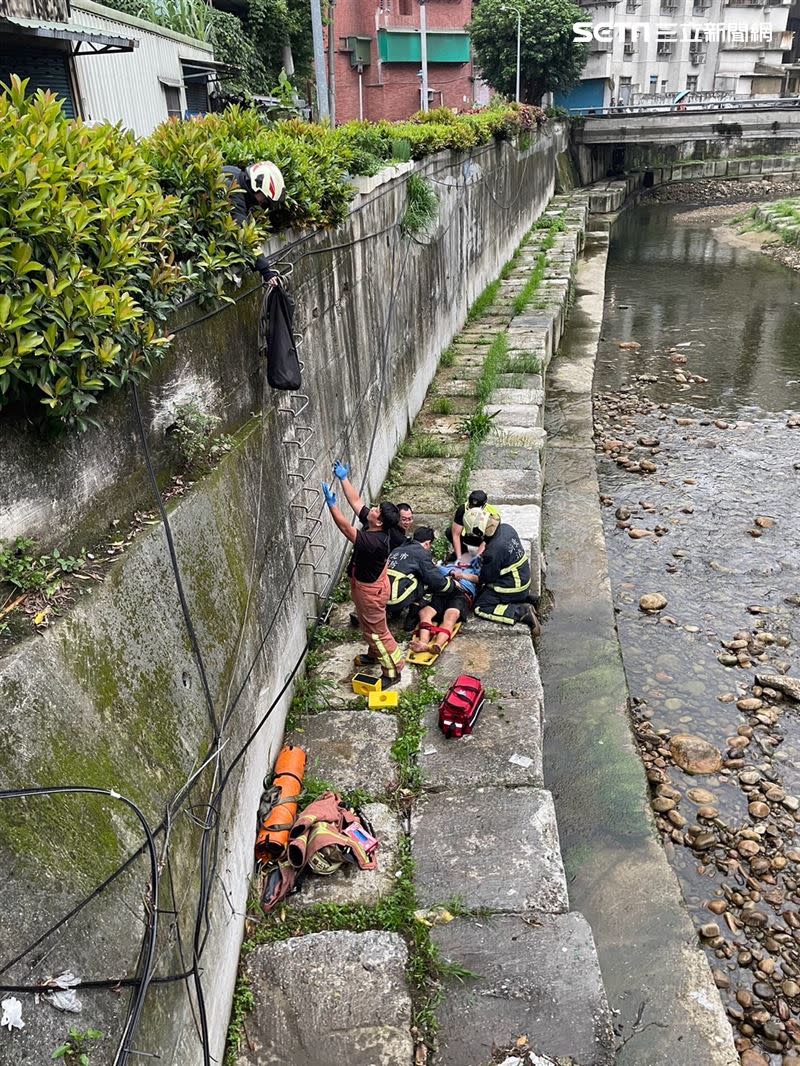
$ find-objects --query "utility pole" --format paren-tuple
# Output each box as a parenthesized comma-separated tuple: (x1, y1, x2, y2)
(419, 0, 429, 112)
(310, 0, 330, 121)
(327, 0, 336, 125)
(515, 8, 521, 104)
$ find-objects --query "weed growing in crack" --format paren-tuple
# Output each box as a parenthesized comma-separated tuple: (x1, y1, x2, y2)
(439, 346, 456, 368)
(467, 278, 500, 322)
(404, 434, 450, 459)
(500, 353, 541, 375)
(431, 396, 454, 416)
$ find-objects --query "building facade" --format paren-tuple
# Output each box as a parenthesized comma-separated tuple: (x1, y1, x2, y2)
(0, 0, 221, 134)
(561, 0, 795, 109)
(328, 0, 476, 122)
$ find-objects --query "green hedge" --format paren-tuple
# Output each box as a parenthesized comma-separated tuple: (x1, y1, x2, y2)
(0, 80, 546, 427)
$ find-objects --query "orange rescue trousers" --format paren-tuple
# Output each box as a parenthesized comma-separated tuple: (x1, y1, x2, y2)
(350, 567, 404, 679)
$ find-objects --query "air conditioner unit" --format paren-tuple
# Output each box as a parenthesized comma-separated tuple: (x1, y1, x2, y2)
(657, 42, 674, 54)
(342, 36, 372, 67)
(624, 41, 636, 53)
(690, 49, 708, 62)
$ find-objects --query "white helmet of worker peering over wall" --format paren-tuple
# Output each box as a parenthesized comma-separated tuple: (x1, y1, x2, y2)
(247, 161, 285, 203)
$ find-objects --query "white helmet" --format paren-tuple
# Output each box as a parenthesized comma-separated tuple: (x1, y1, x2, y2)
(247, 161, 285, 202)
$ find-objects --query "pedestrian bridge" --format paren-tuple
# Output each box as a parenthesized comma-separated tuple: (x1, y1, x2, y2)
(570, 97, 800, 183)
(572, 97, 800, 146)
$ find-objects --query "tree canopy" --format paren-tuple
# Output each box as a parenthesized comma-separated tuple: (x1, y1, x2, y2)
(470, 0, 587, 105)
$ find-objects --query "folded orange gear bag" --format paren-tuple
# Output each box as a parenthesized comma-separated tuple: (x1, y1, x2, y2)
(255, 744, 307, 864)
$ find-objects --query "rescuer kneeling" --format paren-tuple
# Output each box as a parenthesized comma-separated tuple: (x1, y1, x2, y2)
(463, 508, 541, 635)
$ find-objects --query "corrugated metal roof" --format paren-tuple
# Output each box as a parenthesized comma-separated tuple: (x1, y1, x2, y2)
(0, 14, 136, 49)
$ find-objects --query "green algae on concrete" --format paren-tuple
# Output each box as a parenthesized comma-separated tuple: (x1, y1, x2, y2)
(539, 233, 738, 1066)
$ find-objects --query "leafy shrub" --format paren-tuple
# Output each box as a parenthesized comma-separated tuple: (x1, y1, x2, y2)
(0, 536, 84, 595)
(0, 79, 259, 425)
(143, 116, 263, 295)
(170, 401, 233, 469)
(401, 174, 439, 237)
(0, 77, 545, 428)
(0, 79, 182, 425)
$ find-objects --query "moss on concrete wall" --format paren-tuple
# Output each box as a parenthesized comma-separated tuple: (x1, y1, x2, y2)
(0, 128, 567, 1066)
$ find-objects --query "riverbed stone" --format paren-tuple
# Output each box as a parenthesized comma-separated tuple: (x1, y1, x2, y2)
(640, 593, 668, 612)
(420, 697, 543, 790)
(755, 674, 800, 702)
(413, 787, 568, 913)
(433, 913, 615, 1066)
(669, 734, 723, 775)
(288, 708, 397, 795)
(239, 931, 413, 1066)
(288, 804, 401, 909)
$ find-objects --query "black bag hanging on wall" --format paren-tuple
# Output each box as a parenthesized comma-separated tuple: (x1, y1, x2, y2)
(262, 284, 301, 391)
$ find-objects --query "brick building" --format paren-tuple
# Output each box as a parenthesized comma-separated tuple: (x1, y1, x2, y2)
(329, 0, 476, 122)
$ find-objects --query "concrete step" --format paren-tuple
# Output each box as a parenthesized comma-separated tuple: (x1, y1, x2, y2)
(486, 401, 544, 433)
(420, 696, 543, 791)
(469, 467, 541, 506)
(412, 786, 568, 913)
(239, 931, 414, 1066)
(288, 803, 402, 909)
(432, 913, 615, 1066)
(288, 706, 399, 795)
(432, 626, 543, 702)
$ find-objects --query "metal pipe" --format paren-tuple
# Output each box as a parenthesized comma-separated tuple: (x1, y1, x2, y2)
(419, 0, 429, 112)
(515, 9, 521, 104)
(358, 66, 364, 120)
(327, 0, 336, 125)
(310, 0, 330, 121)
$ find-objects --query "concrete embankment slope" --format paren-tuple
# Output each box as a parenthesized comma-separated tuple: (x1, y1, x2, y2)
(236, 193, 617, 1066)
(0, 128, 567, 1065)
(540, 222, 739, 1065)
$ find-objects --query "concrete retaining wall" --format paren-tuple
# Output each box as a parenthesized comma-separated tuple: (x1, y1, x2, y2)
(582, 153, 800, 213)
(0, 125, 566, 1065)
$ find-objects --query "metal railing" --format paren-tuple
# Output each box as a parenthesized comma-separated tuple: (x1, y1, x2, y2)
(569, 95, 800, 117)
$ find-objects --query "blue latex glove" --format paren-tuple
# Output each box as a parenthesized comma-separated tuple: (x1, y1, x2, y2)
(322, 482, 336, 508)
(333, 460, 350, 481)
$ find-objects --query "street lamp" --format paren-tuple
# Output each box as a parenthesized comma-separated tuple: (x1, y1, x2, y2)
(419, 0, 429, 112)
(502, 5, 522, 104)
(514, 7, 521, 104)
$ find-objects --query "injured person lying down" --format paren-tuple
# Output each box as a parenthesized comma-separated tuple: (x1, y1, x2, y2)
(408, 556, 482, 661)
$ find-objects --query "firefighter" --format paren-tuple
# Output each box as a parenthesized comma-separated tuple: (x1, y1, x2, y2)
(223, 160, 285, 284)
(447, 489, 500, 562)
(323, 461, 405, 685)
(386, 527, 451, 630)
(463, 508, 540, 633)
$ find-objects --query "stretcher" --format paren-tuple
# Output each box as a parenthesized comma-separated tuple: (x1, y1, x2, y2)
(406, 621, 461, 666)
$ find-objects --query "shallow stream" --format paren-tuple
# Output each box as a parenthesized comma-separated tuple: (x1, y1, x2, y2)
(595, 203, 800, 1062)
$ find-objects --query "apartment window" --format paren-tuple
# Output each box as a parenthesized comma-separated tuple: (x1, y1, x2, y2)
(661, 79, 668, 92)
(163, 84, 182, 119)
(649, 74, 658, 92)
(399, 0, 411, 13)
(686, 74, 699, 90)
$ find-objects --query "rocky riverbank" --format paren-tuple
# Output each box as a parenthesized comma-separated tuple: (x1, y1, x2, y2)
(593, 203, 800, 1064)
(641, 177, 800, 206)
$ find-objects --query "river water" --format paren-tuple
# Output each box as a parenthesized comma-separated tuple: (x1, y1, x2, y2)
(594, 203, 800, 1063)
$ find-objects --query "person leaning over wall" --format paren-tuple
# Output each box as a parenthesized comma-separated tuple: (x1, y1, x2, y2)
(223, 160, 285, 286)
(322, 461, 405, 686)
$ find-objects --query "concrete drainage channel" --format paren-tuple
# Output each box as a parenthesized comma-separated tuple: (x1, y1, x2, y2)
(227, 192, 620, 1066)
(538, 213, 739, 1066)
